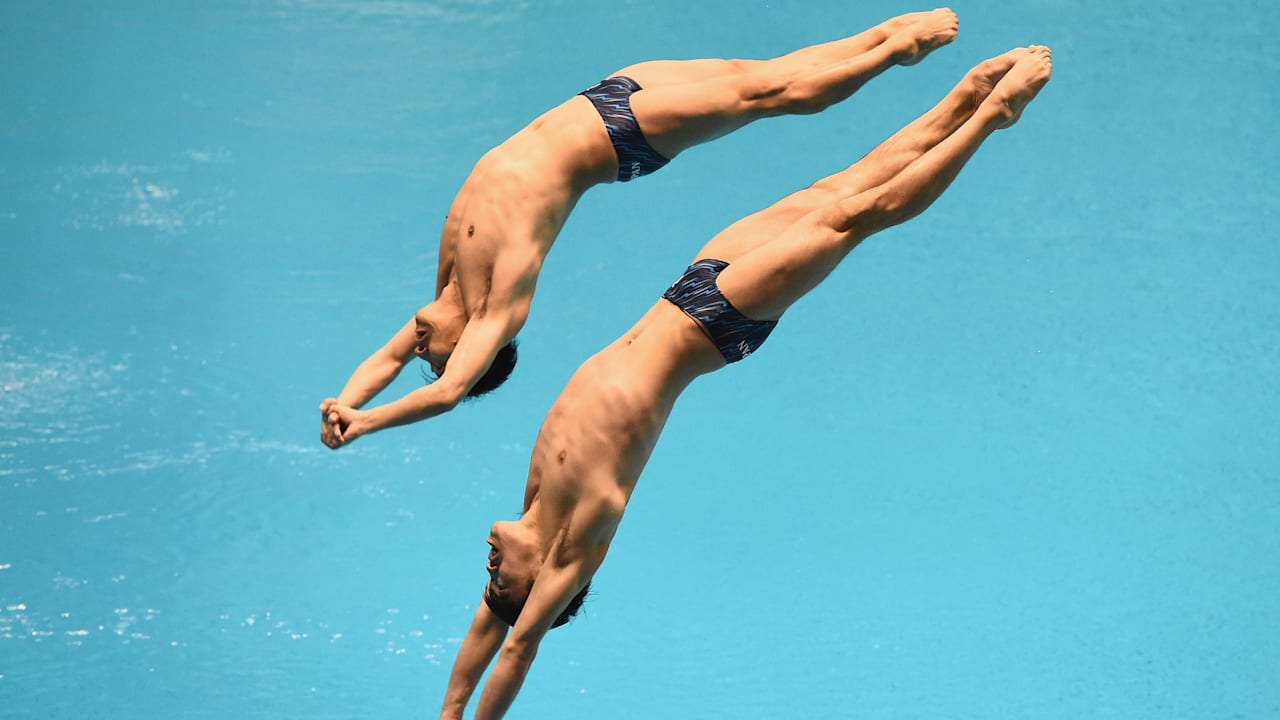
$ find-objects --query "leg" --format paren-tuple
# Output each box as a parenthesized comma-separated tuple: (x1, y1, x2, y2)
(713, 47, 1053, 321)
(695, 47, 1023, 263)
(839, 47, 1053, 233)
(810, 47, 1025, 197)
(613, 10, 929, 87)
(628, 9, 959, 159)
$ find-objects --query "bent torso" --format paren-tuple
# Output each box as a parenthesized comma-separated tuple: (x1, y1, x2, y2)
(526, 302, 723, 536)
(435, 96, 619, 317)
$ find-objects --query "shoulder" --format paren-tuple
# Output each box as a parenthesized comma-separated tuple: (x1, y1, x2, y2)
(472, 261, 537, 329)
(559, 490, 626, 565)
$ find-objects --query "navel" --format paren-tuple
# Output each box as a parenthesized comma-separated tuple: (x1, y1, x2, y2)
(467, 225, 475, 237)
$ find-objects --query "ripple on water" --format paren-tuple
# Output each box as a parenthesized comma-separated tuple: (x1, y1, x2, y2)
(52, 154, 232, 235)
(0, 330, 336, 483)
(0, 598, 454, 667)
(0, 332, 128, 474)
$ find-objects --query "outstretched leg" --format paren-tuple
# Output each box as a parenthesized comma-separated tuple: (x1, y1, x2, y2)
(840, 47, 1053, 234)
(614, 11, 930, 87)
(810, 47, 1025, 196)
(696, 47, 1023, 262)
(712, 46, 1054, 321)
(627, 9, 959, 159)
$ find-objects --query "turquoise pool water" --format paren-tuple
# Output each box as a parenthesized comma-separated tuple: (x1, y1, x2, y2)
(2, 1, 1277, 718)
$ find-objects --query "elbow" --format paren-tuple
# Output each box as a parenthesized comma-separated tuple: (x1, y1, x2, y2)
(434, 379, 468, 410)
(500, 638, 538, 667)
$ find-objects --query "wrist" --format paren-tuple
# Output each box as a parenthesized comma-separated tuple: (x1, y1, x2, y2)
(335, 391, 366, 409)
(353, 408, 380, 437)
(439, 698, 465, 720)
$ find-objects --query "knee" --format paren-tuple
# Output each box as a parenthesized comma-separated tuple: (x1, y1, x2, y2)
(748, 76, 843, 116)
(864, 186, 920, 229)
(726, 61, 829, 116)
(830, 191, 904, 236)
(781, 78, 847, 115)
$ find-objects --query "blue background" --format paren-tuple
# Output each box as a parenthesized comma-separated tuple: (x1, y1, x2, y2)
(2, 1, 1277, 718)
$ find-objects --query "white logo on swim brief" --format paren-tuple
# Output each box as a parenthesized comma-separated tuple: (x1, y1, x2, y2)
(738, 340, 752, 358)
(629, 163, 642, 180)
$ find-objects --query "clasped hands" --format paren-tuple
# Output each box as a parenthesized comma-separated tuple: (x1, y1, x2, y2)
(319, 398, 368, 449)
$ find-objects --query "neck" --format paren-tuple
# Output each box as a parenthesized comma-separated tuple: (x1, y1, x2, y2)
(517, 505, 548, 553)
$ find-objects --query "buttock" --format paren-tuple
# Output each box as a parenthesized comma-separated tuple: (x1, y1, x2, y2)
(579, 76, 670, 182)
(661, 259, 777, 363)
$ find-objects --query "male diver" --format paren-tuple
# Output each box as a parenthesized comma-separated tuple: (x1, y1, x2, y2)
(319, 10, 961, 447)
(439, 45, 1053, 719)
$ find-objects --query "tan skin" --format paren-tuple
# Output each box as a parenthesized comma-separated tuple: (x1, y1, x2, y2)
(439, 47, 1053, 719)
(318, 10, 964, 448)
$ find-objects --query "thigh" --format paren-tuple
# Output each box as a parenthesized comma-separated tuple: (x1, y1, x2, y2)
(693, 186, 831, 263)
(709, 204, 866, 322)
(612, 59, 773, 159)
(611, 58, 745, 88)
(625, 79, 750, 159)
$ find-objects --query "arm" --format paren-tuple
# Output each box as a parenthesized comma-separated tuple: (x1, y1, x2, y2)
(320, 317, 418, 448)
(440, 600, 510, 720)
(472, 562, 585, 720)
(473, 506, 617, 719)
(327, 310, 522, 445)
(334, 317, 419, 408)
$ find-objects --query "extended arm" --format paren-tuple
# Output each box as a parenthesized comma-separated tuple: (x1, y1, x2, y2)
(326, 311, 521, 445)
(439, 600, 509, 720)
(472, 510, 616, 719)
(471, 564, 585, 720)
(334, 318, 419, 407)
(319, 317, 417, 448)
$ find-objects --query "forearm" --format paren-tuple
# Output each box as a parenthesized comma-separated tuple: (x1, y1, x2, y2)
(335, 354, 406, 408)
(331, 316, 419, 409)
(357, 381, 463, 436)
(473, 645, 537, 720)
(440, 686, 471, 720)
(439, 658, 487, 720)
(439, 609, 506, 720)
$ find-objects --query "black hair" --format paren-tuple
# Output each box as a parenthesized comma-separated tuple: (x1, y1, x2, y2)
(418, 339, 519, 399)
(485, 580, 592, 630)
(467, 339, 518, 398)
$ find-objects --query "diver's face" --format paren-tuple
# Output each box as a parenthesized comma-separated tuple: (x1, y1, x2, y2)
(413, 303, 458, 375)
(485, 520, 540, 603)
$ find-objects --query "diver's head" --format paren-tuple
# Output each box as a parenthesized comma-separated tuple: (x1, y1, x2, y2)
(483, 519, 589, 628)
(413, 302, 463, 376)
(414, 302, 518, 398)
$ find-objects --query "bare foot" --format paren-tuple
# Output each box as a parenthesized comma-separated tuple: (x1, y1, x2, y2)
(894, 8, 959, 66)
(984, 45, 1052, 128)
(880, 10, 943, 35)
(959, 47, 1026, 113)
